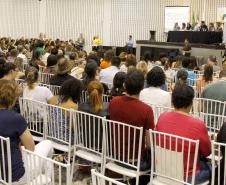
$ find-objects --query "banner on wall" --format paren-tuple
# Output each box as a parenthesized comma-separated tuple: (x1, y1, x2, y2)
(217, 8, 226, 22)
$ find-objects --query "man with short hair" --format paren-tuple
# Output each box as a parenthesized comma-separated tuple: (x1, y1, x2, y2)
(201, 70, 226, 102)
(99, 56, 120, 87)
(109, 70, 154, 170)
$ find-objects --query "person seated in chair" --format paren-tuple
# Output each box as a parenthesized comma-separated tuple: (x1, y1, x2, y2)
(156, 82, 211, 184)
(109, 70, 154, 170)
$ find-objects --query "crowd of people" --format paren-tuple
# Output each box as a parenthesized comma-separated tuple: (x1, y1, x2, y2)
(0, 36, 226, 184)
(173, 21, 223, 32)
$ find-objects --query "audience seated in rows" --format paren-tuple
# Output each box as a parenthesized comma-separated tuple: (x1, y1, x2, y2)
(156, 82, 211, 184)
(23, 67, 53, 103)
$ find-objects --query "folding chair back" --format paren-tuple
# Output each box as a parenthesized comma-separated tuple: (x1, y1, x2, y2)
(46, 104, 73, 155)
(22, 148, 71, 185)
(39, 83, 61, 96)
(72, 111, 105, 165)
(211, 141, 226, 185)
(149, 129, 201, 185)
(0, 136, 12, 185)
(103, 119, 144, 185)
(39, 73, 54, 84)
(19, 98, 48, 142)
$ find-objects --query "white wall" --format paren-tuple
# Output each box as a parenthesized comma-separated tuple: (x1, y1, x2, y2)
(0, 0, 40, 38)
(1, 0, 226, 46)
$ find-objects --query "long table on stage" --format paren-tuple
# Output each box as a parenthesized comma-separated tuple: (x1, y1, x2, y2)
(167, 31, 223, 44)
(136, 41, 225, 66)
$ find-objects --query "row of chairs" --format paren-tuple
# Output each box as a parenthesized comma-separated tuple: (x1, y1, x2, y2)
(0, 136, 71, 185)
(19, 97, 226, 185)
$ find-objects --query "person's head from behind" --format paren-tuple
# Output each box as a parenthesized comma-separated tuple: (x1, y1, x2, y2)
(147, 66, 166, 87)
(111, 56, 121, 68)
(51, 47, 58, 55)
(25, 67, 39, 89)
(32, 49, 41, 61)
(2, 62, 18, 80)
(112, 72, 126, 96)
(59, 78, 82, 104)
(0, 80, 21, 109)
(10, 49, 18, 58)
(17, 45, 24, 54)
(136, 61, 148, 77)
(208, 55, 217, 65)
(87, 81, 104, 113)
(126, 54, 137, 67)
(219, 70, 226, 79)
(104, 49, 115, 61)
(119, 52, 127, 62)
(84, 60, 98, 80)
(14, 57, 23, 71)
(124, 70, 144, 96)
(47, 54, 58, 67)
(203, 64, 213, 82)
(0, 58, 6, 78)
(182, 56, 190, 68)
(177, 69, 188, 83)
(129, 35, 132, 40)
(174, 56, 183, 68)
(172, 82, 194, 113)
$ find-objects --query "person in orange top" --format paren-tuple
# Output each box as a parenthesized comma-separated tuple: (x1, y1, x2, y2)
(197, 64, 215, 93)
(100, 49, 115, 69)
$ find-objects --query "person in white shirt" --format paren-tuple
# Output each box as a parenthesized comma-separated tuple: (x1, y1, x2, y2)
(99, 56, 120, 88)
(23, 67, 53, 103)
(17, 45, 28, 64)
(140, 66, 171, 108)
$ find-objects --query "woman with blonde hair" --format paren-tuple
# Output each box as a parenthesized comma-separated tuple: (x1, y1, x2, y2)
(79, 81, 109, 117)
(23, 67, 53, 103)
(137, 61, 148, 78)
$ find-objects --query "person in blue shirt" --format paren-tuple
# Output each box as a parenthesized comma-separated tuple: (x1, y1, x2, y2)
(126, 35, 134, 54)
(0, 80, 53, 183)
(182, 56, 197, 85)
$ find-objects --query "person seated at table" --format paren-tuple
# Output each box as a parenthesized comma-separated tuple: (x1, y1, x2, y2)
(216, 22, 223, 32)
(193, 22, 200, 31)
(181, 23, 186, 31)
(200, 21, 208, 32)
(173, 22, 180, 31)
(156, 82, 211, 184)
(208, 22, 215, 32)
(186, 23, 192, 30)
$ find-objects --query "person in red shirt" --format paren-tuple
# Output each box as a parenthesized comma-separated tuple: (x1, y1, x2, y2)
(109, 70, 154, 170)
(156, 82, 211, 184)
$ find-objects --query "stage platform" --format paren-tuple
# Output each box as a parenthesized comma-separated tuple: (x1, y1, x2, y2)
(136, 40, 225, 66)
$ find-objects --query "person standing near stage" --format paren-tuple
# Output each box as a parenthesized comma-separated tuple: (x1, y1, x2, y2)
(126, 35, 134, 54)
(77, 33, 85, 50)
